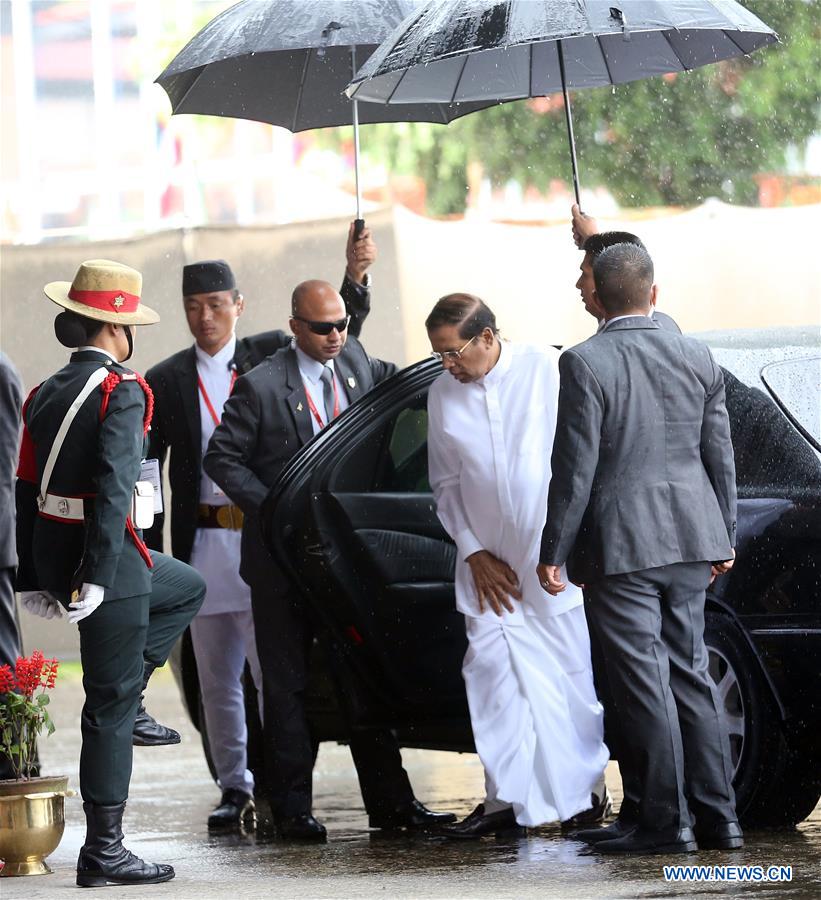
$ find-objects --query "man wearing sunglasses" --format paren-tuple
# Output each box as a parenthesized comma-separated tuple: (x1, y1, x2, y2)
(144, 223, 376, 833)
(203, 279, 455, 842)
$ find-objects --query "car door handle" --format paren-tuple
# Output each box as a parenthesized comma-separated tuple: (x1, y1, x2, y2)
(306, 543, 325, 557)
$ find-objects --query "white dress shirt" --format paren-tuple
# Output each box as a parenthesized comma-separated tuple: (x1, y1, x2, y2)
(192, 334, 251, 616)
(196, 336, 237, 503)
(295, 346, 350, 436)
(427, 341, 583, 625)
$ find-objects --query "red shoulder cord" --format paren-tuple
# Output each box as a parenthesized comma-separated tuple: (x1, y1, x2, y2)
(99, 372, 155, 569)
(17, 384, 43, 483)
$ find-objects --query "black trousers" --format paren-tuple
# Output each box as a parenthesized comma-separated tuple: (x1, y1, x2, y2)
(250, 580, 414, 818)
(58, 552, 205, 805)
(0, 566, 23, 780)
(585, 561, 736, 834)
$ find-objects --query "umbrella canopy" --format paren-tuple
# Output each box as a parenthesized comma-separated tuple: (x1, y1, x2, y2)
(346, 0, 777, 205)
(347, 0, 778, 104)
(156, 0, 493, 132)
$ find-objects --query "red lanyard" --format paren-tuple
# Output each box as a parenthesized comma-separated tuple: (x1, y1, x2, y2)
(303, 372, 339, 429)
(197, 369, 237, 427)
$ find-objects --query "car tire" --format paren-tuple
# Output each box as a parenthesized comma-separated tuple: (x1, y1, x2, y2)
(705, 613, 821, 828)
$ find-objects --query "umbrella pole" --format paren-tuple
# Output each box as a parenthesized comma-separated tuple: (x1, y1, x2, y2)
(351, 47, 364, 238)
(557, 40, 582, 209)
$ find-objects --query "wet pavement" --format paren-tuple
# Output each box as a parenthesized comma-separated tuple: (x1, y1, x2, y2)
(6, 668, 820, 898)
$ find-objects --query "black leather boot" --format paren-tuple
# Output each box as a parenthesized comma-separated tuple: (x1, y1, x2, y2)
(132, 662, 181, 746)
(76, 801, 175, 887)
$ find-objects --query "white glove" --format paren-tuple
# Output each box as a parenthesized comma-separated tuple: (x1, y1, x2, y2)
(20, 590, 63, 620)
(67, 583, 105, 625)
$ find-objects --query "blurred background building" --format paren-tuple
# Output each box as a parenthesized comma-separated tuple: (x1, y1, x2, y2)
(2, 0, 819, 246)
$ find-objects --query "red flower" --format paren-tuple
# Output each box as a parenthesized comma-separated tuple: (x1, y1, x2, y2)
(0, 663, 14, 695)
(15, 651, 45, 699)
(41, 658, 59, 690)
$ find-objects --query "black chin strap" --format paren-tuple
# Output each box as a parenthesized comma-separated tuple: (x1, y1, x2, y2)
(123, 326, 134, 361)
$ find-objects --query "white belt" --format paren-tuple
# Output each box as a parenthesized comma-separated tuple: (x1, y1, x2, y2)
(38, 492, 86, 523)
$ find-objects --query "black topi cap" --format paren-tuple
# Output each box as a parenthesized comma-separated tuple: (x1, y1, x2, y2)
(182, 260, 236, 296)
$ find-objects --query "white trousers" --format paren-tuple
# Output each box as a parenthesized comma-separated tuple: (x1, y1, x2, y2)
(189, 609, 263, 795)
(463, 605, 610, 826)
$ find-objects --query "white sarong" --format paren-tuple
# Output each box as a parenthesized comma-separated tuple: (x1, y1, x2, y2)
(462, 605, 609, 826)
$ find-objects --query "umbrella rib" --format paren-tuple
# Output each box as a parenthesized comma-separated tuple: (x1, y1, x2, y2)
(292, 49, 313, 132)
(596, 34, 615, 86)
(723, 29, 752, 60)
(662, 30, 691, 72)
(450, 54, 470, 106)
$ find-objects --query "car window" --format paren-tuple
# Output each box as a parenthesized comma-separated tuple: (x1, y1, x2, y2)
(376, 402, 432, 494)
(760, 357, 821, 450)
(723, 367, 821, 499)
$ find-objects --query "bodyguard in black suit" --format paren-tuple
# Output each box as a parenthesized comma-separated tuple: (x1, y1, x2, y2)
(204, 280, 455, 840)
(539, 243, 740, 856)
(15, 260, 205, 886)
(144, 225, 376, 831)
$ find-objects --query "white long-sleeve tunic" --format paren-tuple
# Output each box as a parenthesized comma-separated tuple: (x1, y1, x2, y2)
(427, 341, 583, 625)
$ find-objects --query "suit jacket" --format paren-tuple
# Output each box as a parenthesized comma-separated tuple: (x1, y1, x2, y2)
(203, 336, 396, 586)
(0, 354, 23, 570)
(16, 351, 151, 599)
(144, 275, 370, 563)
(540, 317, 737, 584)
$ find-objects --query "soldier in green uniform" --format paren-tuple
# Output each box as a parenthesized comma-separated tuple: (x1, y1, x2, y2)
(15, 260, 206, 888)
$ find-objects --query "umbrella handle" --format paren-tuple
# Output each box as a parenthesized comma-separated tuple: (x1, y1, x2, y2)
(354, 218, 365, 239)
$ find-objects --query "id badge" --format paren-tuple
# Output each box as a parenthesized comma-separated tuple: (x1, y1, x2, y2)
(140, 458, 164, 514)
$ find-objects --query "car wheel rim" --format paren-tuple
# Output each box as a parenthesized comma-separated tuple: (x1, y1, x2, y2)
(708, 646, 745, 776)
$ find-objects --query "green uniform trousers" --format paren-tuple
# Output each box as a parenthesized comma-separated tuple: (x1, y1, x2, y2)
(59, 551, 205, 805)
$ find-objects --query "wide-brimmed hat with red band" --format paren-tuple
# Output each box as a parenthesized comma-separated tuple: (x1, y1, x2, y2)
(44, 259, 160, 326)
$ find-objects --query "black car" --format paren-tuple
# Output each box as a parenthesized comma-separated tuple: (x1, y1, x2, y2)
(176, 325, 821, 828)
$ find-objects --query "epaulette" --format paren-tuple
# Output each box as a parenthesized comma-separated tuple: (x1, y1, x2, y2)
(99, 370, 154, 435)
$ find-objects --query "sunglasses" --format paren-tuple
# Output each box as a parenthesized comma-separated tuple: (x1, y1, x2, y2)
(293, 315, 350, 336)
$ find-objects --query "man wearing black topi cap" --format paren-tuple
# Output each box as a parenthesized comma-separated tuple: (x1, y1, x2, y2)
(144, 223, 375, 832)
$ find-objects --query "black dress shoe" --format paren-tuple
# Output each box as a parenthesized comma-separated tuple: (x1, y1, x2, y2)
(594, 826, 698, 855)
(274, 813, 327, 842)
(437, 804, 527, 840)
(208, 789, 256, 832)
(695, 820, 744, 850)
(368, 799, 457, 830)
(132, 662, 181, 747)
(561, 787, 614, 831)
(132, 706, 181, 746)
(569, 817, 637, 844)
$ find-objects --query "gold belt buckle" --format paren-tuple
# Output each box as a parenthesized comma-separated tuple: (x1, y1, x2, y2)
(215, 505, 243, 530)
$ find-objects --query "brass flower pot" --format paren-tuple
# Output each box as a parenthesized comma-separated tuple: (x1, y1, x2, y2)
(0, 775, 72, 876)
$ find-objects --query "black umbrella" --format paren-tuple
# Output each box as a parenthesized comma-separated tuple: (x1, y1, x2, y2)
(347, 0, 778, 206)
(155, 0, 493, 232)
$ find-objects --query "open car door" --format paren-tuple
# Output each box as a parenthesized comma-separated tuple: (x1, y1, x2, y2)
(263, 359, 472, 751)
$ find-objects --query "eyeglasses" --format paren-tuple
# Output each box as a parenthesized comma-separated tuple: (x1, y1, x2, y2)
(430, 334, 477, 363)
(293, 315, 350, 336)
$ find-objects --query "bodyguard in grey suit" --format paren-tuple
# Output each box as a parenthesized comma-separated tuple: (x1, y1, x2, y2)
(539, 243, 740, 855)
(0, 353, 24, 780)
(204, 280, 455, 841)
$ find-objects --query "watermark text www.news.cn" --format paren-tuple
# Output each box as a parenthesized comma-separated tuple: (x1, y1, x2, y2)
(663, 865, 792, 883)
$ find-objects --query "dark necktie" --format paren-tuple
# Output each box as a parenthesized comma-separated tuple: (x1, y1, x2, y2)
(320, 365, 335, 423)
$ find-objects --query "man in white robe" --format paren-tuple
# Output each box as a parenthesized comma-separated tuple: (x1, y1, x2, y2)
(426, 293, 610, 837)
